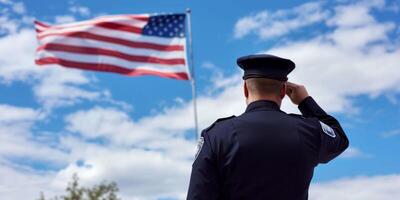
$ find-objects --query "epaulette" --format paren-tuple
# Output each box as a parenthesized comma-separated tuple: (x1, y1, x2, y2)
(204, 115, 236, 132)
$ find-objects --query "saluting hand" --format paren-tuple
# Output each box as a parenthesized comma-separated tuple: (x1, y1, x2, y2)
(285, 82, 309, 105)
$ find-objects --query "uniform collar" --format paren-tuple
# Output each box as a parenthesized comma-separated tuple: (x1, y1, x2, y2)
(245, 100, 281, 113)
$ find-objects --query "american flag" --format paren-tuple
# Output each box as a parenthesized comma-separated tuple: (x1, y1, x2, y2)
(34, 13, 190, 80)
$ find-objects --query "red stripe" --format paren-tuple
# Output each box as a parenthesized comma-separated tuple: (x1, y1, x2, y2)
(37, 43, 186, 65)
(129, 16, 148, 22)
(39, 21, 143, 35)
(96, 15, 149, 22)
(35, 57, 189, 80)
(34, 20, 50, 28)
(95, 21, 142, 34)
(38, 31, 184, 52)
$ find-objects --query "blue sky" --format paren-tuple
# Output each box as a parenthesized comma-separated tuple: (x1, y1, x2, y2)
(0, 0, 400, 199)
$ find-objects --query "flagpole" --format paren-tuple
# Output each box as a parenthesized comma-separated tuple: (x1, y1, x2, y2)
(186, 8, 200, 140)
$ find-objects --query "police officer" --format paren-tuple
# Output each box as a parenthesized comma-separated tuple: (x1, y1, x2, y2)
(186, 54, 349, 200)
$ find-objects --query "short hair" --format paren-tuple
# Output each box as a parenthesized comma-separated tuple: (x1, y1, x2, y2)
(245, 78, 285, 96)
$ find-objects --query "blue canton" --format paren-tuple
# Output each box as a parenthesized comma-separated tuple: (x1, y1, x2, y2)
(142, 14, 186, 38)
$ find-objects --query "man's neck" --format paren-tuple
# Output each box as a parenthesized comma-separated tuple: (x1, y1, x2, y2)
(247, 96, 281, 107)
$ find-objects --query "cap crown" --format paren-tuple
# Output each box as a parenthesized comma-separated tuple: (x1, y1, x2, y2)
(237, 54, 295, 81)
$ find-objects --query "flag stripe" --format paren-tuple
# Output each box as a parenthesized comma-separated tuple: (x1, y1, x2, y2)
(37, 43, 186, 65)
(35, 57, 189, 80)
(38, 21, 143, 36)
(34, 15, 148, 31)
(95, 22, 143, 34)
(38, 31, 184, 51)
(34, 20, 50, 28)
(36, 51, 188, 72)
(38, 36, 183, 58)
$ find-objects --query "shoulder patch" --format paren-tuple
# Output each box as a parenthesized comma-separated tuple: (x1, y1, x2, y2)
(204, 115, 236, 132)
(194, 136, 204, 160)
(320, 121, 336, 138)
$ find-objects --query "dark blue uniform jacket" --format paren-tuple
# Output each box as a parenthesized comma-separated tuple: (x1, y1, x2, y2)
(187, 97, 349, 200)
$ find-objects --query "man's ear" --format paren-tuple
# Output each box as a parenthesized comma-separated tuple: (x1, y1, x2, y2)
(280, 82, 286, 99)
(244, 81, 249, 98)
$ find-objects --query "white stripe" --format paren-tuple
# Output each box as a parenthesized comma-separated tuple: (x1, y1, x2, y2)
(39, 36, 186, 58)
(35, 25, 47, 31)
(39, 15, 149, 30)
(37, 18, 146, 36)
(36, 50, 188, 73)
(38, 25, 185, 46)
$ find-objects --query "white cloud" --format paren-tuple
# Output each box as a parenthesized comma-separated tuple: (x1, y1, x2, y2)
(200, 61, 216, 69)
(381, 129, 400, 137)
(0, 16, 19, 34)
(12, 2, 25, 14)
(0, 104, 38, 123)
(340, 147, 369, 158)
(61, 105, 197, 199)
(253, 0, 400, 113)
(327, 4, 375, 27)
(65, 106, 196, 158)
(0, 104, 68, 165)
(54, 139, 191, 200)
(310, 174, 400, 200)
(0, 163, 60, 200)
(69, 5, 90, 16)
(0, 1, 30, 34)
(0, 29, 41, 82)
(267, 28, 400, 112)
(0, 0, 11, 4)
(33, 68, 106, 110)
(234, 1, 329, 39)
(54, 15, 76, 24)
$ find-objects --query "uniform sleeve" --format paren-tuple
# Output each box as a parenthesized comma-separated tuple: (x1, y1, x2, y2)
(187, 130, 220, 200)
(298, 96, 349, 163)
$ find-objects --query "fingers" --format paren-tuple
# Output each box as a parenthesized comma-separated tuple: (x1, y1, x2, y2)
(286, 82, 299, 89)
(285, 82, 297, 95)
(287, 82, 306, 91)
(285, 82, 309, 105)
(285, 87, 293, 96)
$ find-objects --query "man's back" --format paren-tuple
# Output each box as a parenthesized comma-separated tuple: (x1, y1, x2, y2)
(187, 54, 349, 200)
(187, 97, 349, 200)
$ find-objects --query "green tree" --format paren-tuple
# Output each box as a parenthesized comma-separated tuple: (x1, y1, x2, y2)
(38, 174, 121, 200)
